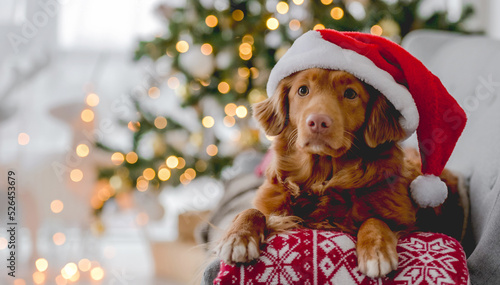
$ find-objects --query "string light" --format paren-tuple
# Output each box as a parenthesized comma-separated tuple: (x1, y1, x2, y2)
(111, 152, 125, 165)
(167, 77, 180, 89)
(250, 67, 259, 79)
(292, 0, 304, 5)
(370, 24, 383, 36)
(148, 87, 160, 99)
(158, 168, 171, 181)
(179, 174, 191, 185)
(321, 0, 333, 4)
(143, 168, 156, 180)
(35, 258, 48, 272)
(61, 263, 78, 279)
(276, 2, 289, 14)
(53, 232, 66, 246)
(70, 169, 83, 182)
(289, 19, 301, 31)
(239, 43, 252, 55)
(223, 116, 236, 127)
(331, 7, 344, 20)
(202, 116, 215, 128)
(86, 93, 100, 106)
(18, 132, 30, 145)
(76, 144, 89, 157)
(90, 267, 105, 281)
(224, 103, 237, 116)
(154, 116, 167, 129)
(166, 156, 179, 168)
(184, 168, 196, 180)
(232, 9, 244, 21)
(266, 17, 279, 30)
(78, 259, 91, 272)
(205, 15, 218, 27)
(206, 144, 218, 156)
(313, 23, 325, 30)
(69, 270, 80, 282)
(218, 82, 230, 94)
(235, 105, 248, 118)
(126, 151, 138, 164)
(238, 67, 250, 78)
(55, 275, 67, 285)
(33, 272, 45, 284)
(201, 43, 213, 55)
(51, 200, 64, 213)
(176, 40, 189, 53)
(81, 109, 94, 122)
(242, 34, 254, 44)
(177, 157, 186, 169)
(127, 121, 141, 132)
(136, 177, 149, 192)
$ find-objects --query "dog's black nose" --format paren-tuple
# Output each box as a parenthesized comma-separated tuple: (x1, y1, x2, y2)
(306, 114, 332, 133)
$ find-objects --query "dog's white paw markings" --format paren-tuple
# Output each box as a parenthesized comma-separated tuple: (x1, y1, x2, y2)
(216, 233, 261, 264)
(358, 248, 398, 278)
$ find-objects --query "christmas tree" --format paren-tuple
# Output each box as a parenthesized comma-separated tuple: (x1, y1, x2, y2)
(94, 0, 473, 215)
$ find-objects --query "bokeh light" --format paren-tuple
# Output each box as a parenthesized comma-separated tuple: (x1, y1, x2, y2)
(50, 200, 64, 214)
(81, 109, 94, 122)
(70, 169, 83, 182)
(18, 133, 30, 145)
(76, 144, 89, 157)
(86, 93, 100, 107)
(35, 258, 48, 272)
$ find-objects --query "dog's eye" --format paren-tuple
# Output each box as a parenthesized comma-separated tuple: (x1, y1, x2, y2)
(344, 88, 358, 99)
(298, 86, 309, 97)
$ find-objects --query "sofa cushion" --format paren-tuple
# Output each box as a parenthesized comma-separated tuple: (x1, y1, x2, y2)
(215, 230, 469, 285)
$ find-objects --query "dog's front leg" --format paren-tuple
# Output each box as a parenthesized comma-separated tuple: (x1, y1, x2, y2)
(356, 218, 399, 278)
(216, 208, 267, 264)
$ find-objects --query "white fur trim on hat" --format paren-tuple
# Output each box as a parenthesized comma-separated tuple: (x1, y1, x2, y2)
(410, 175, 448, 208)
(266, 30, 419, 136)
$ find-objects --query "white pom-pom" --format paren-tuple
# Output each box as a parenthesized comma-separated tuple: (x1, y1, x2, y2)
(410, 175, 448, 208)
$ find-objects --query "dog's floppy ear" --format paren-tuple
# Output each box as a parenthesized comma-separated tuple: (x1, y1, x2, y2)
(364, 94, 406, 148)
(253, 81, 290, 136)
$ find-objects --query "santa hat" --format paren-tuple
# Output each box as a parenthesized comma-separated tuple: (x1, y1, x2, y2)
(266, 29, 467, 208)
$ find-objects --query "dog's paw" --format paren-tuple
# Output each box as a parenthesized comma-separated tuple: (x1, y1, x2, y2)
(215, 232, 262, 264)
(357, 242, 399, 278)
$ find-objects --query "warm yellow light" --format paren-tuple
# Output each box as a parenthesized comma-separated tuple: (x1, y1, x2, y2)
(206, 144, 218, 156)
(266, 17, 279, 30)
(76, 143, 89, 157)
(239, 51, 252, 61)
(224, 103, 237, 116)
(179, 174, 191, 185)
(111, 152, 125, 165)
(13, 279, 26, 285)
(128, 121, 141, 132)
(239, 43, 252, 56)
(33, 272, 45, 284)
(148, 87, 160, 99)
(61, 263, 78, 279)
(154, 116, 167, 129)
(292, 0, 304, 5)
(78, 259, 91, 272)
(202, 116, 215, 128)
(289, 19, 301, 31)
(218, 82, 230, 94)
(69, 270, 80, 282)
(53, 232, 66, 246)
(143, 168, 156, 180)
(276, 2, 289, 14)
(195, 160, 208, 172)
(223, 116, 236, 127)
(250, 67, 259, 79)
(167, 77, 180, 89)
(35, 258, 48, 272)
(126, 151, 138, 164)
(70, 169, 83, 182)
(232, 9, 244, 21)
(321, 0, 333, 4)
(81, 109, 94, 122)
(235, 81, 247, 93)
(166, 156, 179, 168)
(177, 157, 186, 169)
(235, 105, 248, 118)
(51, 200, 64, 214)
(86, 93, 100, 107)
(370, 24, 383, 36)
(238, 67, 250, 78)
(184, 168, 196, 180)
(158, 168, 171, 181)
(313, 24, 325, 30)
(90, 267, 105, 281)
(201, 43, 213, 55)
(331, 7, 344, 20)
(0, 237, 7, 250)
(136, 177, 149, 192)
(176, 40, 189, 53)
(242, 34, 254, 44)
(18, 133, 30, 145)
(205, 15, 218, 27)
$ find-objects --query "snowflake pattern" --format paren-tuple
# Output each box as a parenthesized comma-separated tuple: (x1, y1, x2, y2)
(214, 231, 469, 285)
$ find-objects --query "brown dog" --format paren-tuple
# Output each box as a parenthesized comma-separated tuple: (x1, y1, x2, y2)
(216, 69, 461, 278)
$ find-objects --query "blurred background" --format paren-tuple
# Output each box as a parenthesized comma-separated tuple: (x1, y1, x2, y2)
(0, 0, 496, 284)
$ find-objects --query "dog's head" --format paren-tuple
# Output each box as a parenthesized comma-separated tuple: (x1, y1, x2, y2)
(254, 68, 406, 157)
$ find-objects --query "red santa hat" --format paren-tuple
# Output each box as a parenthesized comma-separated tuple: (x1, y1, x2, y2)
(266, 29, 467, 208)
